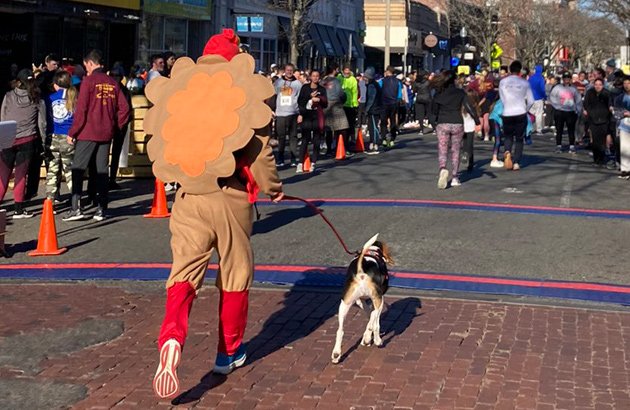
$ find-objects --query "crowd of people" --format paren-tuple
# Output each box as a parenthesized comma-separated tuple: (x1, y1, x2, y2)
(260, 59, 630, 189)
(0, 51, 130, 220)
(1, 47, 629, 221)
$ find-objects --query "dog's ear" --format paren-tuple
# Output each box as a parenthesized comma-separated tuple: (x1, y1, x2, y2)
(381, 242, 394, 266)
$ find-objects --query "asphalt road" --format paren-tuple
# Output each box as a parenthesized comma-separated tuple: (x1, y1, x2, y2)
(3, 129, 630, 285)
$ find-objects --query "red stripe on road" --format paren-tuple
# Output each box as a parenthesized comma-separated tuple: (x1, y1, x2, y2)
(391, 272, 630, 294)
(3, 262, 629, 295)
(260, 197, 630, 216)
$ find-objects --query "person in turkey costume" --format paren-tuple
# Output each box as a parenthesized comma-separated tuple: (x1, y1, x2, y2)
(148, 29, 284, 399)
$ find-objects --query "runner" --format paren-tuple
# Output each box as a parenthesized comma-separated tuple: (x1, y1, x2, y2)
(498, 60, 534, 171)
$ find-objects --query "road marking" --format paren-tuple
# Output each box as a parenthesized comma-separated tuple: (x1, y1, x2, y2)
(1, 263, 629, 304)
(560, 162, 578, 207)
(258, 198, 630, 220)
(502, 187, 524, 194)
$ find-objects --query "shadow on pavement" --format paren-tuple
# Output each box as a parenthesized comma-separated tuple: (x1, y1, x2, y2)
(171, 372, 227, 406)
(253, 206, 318, 235)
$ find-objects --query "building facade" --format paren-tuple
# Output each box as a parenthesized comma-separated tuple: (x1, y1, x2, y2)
(364, 0, 450, 74)
(138, 0, 213, 64)
(211, 0, 365, 72)
(0, 0, 141, 90)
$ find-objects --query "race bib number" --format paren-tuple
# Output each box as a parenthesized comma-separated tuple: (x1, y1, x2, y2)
(280, 95, 292, 106)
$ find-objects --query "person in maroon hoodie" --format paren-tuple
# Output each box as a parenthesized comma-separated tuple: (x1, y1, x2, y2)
(63, 50, 130, 222)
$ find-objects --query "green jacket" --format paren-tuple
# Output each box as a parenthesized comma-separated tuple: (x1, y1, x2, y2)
(337, 73, 359, 108)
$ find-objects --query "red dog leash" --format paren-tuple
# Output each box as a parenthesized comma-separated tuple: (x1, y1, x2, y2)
(283, 195, 359, 256)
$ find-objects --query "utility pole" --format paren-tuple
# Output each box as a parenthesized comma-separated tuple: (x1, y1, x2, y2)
(385, 0, 391, 69)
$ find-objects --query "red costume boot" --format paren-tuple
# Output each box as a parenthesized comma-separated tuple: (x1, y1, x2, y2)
(213, 289, 249, 374)
(153, 282, 196, 398)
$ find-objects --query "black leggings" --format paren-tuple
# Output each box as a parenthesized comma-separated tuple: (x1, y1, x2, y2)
(381, 103, 398, 141)
(299, 116, 322, 163)
(590, 123, 609, 164)
(275, 115, 298, 163)
(462, 131, 474, 171)
(415, 102, 429, 124)
(555, 110, 577, 146)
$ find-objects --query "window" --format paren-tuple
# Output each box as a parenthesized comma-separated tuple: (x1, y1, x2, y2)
(263, 39, 276, 72)
(164, 18, 187, 53)
(147, 15, 188, 56)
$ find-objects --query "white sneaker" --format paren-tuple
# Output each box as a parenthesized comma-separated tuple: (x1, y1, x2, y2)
(490, 159, 504, 168)
(437, 169, 449, 189)
(296, 163, 303, 174)
(513, 163, 521, 171)
(310, 162, 316, 172)
(164, 183, 174, 192)
(483, 136, 490, 142)
(451, 177, 462, 187)
(153, 339, 181, 399)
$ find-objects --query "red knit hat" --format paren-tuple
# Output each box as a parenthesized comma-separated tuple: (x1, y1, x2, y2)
(202, 29, 240, 61)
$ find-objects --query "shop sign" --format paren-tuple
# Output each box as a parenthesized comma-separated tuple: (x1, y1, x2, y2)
(144, 0, 212, 20)
(236, 16, 249, 32)
(250, 17, 264, 33)
(68, 0, 140, 10)
(424, 34, 437, 48)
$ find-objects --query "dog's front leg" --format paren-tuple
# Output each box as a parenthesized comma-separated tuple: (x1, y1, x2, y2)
(332, 300, 351, 364)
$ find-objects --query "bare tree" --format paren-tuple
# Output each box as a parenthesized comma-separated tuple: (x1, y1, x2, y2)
(446, 0, 502, 66)
(270, 0, 321, 65)
(505, 1, 560, 68)
(556, 9, 624, 69)
(586, 0, 630, 25)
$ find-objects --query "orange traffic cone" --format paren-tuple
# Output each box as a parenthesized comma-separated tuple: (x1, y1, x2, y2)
(335, 134, 346, 160)
(144, 179, 171, 218)
(29, 198, 67, 256)
(354, 128, 365, 153)
(303, 154, 312, 172)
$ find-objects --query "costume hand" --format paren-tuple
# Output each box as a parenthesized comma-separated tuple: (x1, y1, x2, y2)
(271, 192, 284, 203)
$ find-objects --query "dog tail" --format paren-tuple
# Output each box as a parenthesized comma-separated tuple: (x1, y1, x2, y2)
(362, 233, 379, 251)
(356, 233, 379, 273)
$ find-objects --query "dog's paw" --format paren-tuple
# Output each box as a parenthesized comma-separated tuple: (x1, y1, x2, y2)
(373, 335, 383, 347)
(361, 333, 373, 346)
(331, 352, 341, 364)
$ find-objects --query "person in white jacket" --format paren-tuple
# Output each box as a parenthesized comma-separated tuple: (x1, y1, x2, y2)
(498, 60, 534, 171)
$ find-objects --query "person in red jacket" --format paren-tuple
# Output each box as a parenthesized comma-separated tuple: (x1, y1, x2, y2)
(63, 50, 130, 222)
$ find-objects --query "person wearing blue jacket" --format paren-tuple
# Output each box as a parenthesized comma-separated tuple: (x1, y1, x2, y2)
(528, 65, 546, 134)
(45, 70, 76, 203)
(378, 66, 402, 147)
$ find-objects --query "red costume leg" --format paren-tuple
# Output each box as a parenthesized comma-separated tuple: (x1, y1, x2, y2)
(218, 289, 249, 355)
(158, 281, 196, 349)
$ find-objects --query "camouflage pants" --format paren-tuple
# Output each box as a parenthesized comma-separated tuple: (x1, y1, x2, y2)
(45, 134, 74, 199)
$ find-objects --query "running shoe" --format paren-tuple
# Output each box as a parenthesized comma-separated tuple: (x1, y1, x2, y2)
(437, 169, 449, 189)
(450, 177, 461, 187)
(513, 163, 521, 171)
(153, 339, 181, 399)
(213, 343, 247, 375)
(62, 209, 87, 222)
(490, 159, 504, 168)
(504, 152, 513, 170)
(296, 163, 303, 174)
(12, 209, 34, 219)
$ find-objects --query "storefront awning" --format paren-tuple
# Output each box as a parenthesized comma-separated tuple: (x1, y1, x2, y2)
(277, 19, 354, 58)
(322, 25, 344, 57)
(336, 29, 366, 59)
(308, 24, 333, 57)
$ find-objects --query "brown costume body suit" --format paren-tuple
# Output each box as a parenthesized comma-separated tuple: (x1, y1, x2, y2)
(149, 30, 283, 399)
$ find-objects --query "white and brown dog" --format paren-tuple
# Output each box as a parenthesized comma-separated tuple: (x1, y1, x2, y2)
(331, 234, 393, 363)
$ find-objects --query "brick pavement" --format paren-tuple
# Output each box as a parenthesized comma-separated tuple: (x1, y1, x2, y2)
(0, 283, 629, 409)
